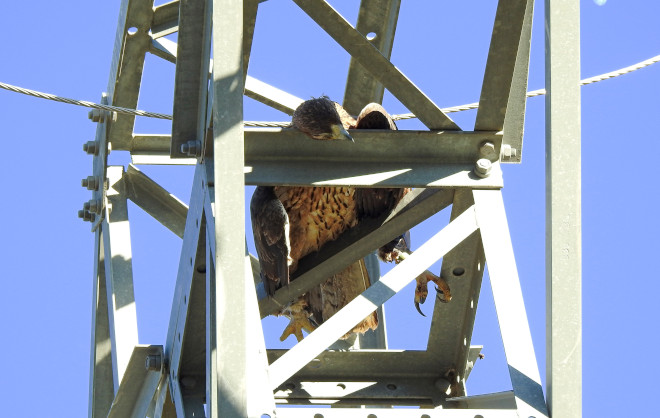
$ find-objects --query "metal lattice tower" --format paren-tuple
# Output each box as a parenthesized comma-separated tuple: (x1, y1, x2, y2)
(84, 0, 581, 417)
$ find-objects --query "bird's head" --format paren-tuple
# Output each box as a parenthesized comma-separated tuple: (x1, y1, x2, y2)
(292, 97, 354, 142)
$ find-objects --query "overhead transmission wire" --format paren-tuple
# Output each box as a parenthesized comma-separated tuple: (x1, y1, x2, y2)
(1, 54, 658, 126)
(0, 82, 173, 120)
(392, 53, 660, 121)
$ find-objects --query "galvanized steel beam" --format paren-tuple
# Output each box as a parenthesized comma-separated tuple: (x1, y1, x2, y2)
(473, 189, 548, 418)
(84, 93, 112, 232)
(267, 347, 481, 382)
(341, 0, 401, 115)
(102, 166, 140, 392)
(107, 345, 164, 418)
(243, 252, 277, 416)
(153, 385, 177, 418)
(129, 128, 501, 159)
(248, 163, 502, 189)
(131, 133, 197, 165)
(446, 391, 517, 410)
(293, 0, 459, 130)
(242, 0, 259, 80)
(244, 129, 502, 187)
(275, 377, 442, 407)
(172, 216, 207, 414)
(170, 0, 212, 158)
(545, 0, 582, 416)
(162, 164, 207, 416)
(205, 234, 275, 416)
(122, 164, 188, 238)
(87, 94, 115, 418)
(88, 228, 114, 418)
(207, 0, 250, 415)
(475, 0, 530, 132)
(275, 409, 518, 418)
(502, 0, 534, 163)
(426, 189, 485, 398)
(128, 129, 504, 186)
(106, 0, 154, 150)
(244, 76, 304, 116)
(149, 36, 177, 63)
(151, 1, 180, 39)
(244, 129, 499, 165)
(131, 134, 177, 154)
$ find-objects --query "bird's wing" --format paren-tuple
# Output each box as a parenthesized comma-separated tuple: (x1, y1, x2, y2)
(355, 102, 397, 130)
(355, 187, 408, 219)
(354, 102, 408, 218)
(250, 186, 291, 296)
(333, 101, 357, 129)
(354, 103, 411, 261)
(314, 258, 377, 338)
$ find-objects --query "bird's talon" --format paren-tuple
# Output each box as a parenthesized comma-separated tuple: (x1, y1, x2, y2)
(279, 312, 317, 342)
(415, 301, 426, 317)
(414, 270, 452, 313)
(436, 293, 449, 303)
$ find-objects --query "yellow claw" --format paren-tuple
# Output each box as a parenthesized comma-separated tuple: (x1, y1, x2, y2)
(279, 314, 317, 342)
(415, 278, 429, 316)
(413, 271, 451, 317)
(396, 251, 452, 316)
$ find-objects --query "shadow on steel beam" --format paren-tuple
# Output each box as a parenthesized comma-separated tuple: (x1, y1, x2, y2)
(508, 365, 548, 416)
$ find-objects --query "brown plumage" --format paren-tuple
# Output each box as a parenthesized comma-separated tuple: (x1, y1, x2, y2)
(250, 186, 291, 296)
(291, 96, 354, 141)
(251, 97, 407, 341)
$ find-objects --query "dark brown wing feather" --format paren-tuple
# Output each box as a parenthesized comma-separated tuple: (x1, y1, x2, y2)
(250, 186, 291, 296)
(354, 102, 397, 130)
(356, 187, 408, 219)
(353, 103, 411, 260)
(354, 103, 408, 219)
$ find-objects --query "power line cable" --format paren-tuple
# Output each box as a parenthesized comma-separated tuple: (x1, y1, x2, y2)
(392, 53, 660, 121)
(1, 54, 658, 126)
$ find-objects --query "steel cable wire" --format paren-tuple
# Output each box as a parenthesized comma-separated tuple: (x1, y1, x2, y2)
(1, 54, 658, 126)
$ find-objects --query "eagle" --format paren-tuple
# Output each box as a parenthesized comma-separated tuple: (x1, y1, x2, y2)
(251, 97, 449, 342)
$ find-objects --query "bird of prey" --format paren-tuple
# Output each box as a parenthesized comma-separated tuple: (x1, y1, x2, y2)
(251, 96, 368, 341)
(251, 97, 448, 342)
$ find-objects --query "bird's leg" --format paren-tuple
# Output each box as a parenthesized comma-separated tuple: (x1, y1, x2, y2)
(395, 251, 451, 317)
(413, 270, 451, 317)
(279, 300, 317, 342)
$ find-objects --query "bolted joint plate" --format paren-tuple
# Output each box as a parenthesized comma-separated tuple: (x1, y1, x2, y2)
(88, 108, 118, 124)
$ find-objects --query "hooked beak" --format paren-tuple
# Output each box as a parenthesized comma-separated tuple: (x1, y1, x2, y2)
(331, 124, 354, 142)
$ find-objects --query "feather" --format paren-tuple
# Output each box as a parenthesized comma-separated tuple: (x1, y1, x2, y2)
(250, 186, 291, 296)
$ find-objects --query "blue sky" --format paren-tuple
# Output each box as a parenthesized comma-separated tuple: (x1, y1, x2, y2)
(1, 1, 658, 416)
